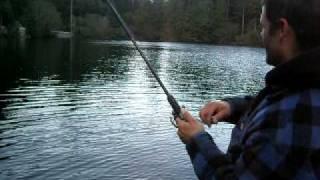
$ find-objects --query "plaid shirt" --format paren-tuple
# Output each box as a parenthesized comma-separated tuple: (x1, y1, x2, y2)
(186, 47, 320, 180)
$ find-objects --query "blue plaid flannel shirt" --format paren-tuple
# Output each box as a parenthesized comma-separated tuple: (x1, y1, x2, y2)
(185, 47, 320, 179)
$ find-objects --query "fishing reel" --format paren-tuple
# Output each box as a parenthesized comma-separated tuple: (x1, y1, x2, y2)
(170, 105, 186, 128)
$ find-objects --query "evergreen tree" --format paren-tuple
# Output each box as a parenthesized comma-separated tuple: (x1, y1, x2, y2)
(23, 0, 62, 37)
(0, 0, 262, 45)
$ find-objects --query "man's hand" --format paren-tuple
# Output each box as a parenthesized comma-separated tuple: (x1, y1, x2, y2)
(199, 101, 232, 127)
(176, 109, 205, 144)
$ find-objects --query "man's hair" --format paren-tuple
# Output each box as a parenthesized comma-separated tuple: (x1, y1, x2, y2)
(263, 0, 320, 50)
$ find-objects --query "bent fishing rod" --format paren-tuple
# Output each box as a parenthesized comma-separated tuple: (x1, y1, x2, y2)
(105, 0, 183, 124)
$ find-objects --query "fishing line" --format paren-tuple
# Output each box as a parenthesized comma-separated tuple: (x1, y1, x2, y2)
(106, 0, 183, 125)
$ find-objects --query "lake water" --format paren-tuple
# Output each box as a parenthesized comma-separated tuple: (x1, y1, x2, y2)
(0, 39, 269, 179)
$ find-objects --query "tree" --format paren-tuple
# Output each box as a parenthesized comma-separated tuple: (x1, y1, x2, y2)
(1, 0, 262, 45)
(22, 0, 62, 37)
(76, 14, 110, 38)
(0, 0, 14, 26)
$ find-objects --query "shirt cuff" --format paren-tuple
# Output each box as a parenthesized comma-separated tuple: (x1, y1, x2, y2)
(191, 131, 224, 160)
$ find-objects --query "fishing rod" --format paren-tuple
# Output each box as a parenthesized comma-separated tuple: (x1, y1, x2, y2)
(105, 0, 184, 125)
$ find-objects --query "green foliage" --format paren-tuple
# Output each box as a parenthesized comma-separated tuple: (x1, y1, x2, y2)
(0, 0, 14, 25)
(1, 0, 262, 45)
(76, 14, 110, 39)
(22, 0, 62, 37)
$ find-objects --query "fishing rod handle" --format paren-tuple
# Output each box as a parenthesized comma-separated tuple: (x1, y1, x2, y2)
(167, 94, 184, 120)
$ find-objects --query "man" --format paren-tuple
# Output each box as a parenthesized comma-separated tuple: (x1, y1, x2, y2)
(176, 0, 320, 179)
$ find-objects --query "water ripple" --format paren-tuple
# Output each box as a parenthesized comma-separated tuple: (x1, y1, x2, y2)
(0, 41, 269, 179)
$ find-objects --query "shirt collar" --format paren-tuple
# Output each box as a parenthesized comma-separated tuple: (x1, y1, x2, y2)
(265, 47, 320, 89)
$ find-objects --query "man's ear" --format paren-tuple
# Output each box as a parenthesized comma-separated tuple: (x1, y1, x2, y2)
(278, 18, 292, 41)
(278, 18, 300, 60)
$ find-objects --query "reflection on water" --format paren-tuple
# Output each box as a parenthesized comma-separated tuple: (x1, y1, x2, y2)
(0, 39, 269, 179)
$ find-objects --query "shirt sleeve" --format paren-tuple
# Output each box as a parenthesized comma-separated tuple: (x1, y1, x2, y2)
(186, 131, 235, 180)
(223, 96, 255, 124)
(186, 123, 311, 180)
(187, 90, 320, 179)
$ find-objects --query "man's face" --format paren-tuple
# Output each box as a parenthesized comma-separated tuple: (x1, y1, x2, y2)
(260, 6, 282, 66)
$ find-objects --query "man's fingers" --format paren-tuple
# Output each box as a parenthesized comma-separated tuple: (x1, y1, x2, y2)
(181, 109, 198, 123)
(199, 109, 209, 121)
(175, 108, 191, 127)
(200, 105, 217, 122)
(211, 111, 226, 123)
(200, 110, 217, 125)
(176, 117, 186, 127)
(209, 117, 218, 125)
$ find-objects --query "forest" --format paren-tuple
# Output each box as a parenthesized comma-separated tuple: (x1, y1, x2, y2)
(0, 0, 261, 45)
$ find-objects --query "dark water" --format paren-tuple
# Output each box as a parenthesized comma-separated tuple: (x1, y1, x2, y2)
(0, 39, 269, 179)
